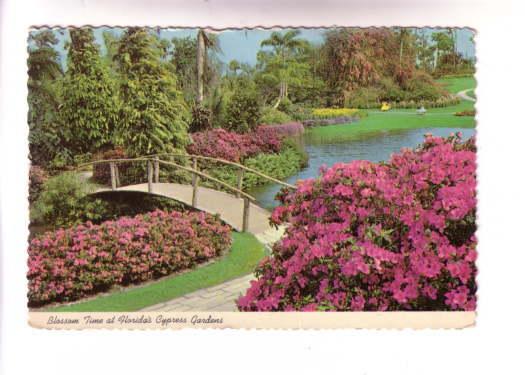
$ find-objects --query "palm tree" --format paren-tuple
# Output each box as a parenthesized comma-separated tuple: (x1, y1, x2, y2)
(260, 30, 307, 108)
(196, 29, 221, 104)
(228, 59, 241, 75)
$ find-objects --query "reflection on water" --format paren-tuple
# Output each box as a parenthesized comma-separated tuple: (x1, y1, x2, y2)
(248, 127, 475, 209)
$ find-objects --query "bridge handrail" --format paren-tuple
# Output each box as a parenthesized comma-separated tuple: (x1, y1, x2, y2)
(145, 152, 298, 190)
(157, 159, 256, 201)
(79, 153, 298, 190)
(78, 157, 257, 201)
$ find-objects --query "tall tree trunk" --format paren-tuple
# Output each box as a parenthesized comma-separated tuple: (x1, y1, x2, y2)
(400, 39, 404, 62)
(273, 82, 284, 109)
(196, 30, 205, 104)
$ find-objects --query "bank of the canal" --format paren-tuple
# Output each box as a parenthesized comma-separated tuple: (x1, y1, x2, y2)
(249, 76, 477, 209)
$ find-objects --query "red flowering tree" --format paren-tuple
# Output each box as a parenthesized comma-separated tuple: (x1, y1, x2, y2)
(238, 134, 477, 311)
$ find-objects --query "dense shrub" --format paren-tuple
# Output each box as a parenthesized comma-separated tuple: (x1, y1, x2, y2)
(28, 210, 232, 306)
(223, 85, 261, 133)
(29, 165, 49, 204)
(189, 104, 213, 133)
(260, 107, 293, 125)
(30, 172, 109, 228)
(403, 72, 444, 101)
(287, 105, 314, 122)
(238, 134, 477, 312)
(187, 127, 282, 162)
(260, 122, 305, 137)
(208, 140, 307, 190)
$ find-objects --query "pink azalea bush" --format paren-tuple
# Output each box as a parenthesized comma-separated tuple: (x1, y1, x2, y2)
(28, 210, 231, 306)
(187, 127, 282, 162)
(238, 133, 477, 312)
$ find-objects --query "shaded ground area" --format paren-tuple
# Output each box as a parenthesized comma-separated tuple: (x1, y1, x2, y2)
(96, 182, 273, 234)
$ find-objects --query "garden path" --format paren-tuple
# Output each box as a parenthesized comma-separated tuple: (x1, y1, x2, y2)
(96, 182, 273, 234)
(140, 225, 286, 312)
(457, 89, 476, 102)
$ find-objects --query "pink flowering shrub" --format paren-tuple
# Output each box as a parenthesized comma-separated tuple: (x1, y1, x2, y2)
(260, 122, 305, 137)
(187, 127, 283, 162)
(238, 134, 477, 312)
(28, 210, 231, 306)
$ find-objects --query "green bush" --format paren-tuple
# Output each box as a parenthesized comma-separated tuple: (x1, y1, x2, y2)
(260, 107, 292, 125)
(189, 104, 213, 133)
(345, 87, 382, 108)
(29, 165, 49, 204)
(277, 97, 293, 114)
(223, 85, 261, 133)
(204, 140, 306, 191)
(378, 77, 405, 102)
(403, 72, 444, 101)
(31, 172, 109, 228)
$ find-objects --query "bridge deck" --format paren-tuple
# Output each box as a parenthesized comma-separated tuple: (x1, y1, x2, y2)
(95, 183, 273, 234)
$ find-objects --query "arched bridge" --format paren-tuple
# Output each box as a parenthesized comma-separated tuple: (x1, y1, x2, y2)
(79, 153, 297, 235)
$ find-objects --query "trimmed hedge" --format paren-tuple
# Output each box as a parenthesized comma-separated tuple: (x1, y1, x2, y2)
(28, 210, 232, 306)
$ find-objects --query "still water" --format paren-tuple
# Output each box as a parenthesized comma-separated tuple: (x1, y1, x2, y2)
(248, 127, 475, 209)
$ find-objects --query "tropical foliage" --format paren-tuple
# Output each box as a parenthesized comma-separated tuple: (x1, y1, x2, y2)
(115, 27, 189, 156)
(27, 31, 63, 167)
(60, 28, 119, 155)
(30, 172, 108, 228)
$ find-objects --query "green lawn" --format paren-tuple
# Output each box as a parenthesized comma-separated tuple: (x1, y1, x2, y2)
(308, 100, 475, 141)
(48, 232, 266, 312)
(437, 75, 477, 94)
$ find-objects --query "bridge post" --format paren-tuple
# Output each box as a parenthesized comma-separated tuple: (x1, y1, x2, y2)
(114, 163, 120, 188)
(242, 197, 250, 232)
(110, 162, 117, 191)
(154, 157, 160, 183)
(147, 160, 153, 193)
(192, 157, 199, 208)
(236, 168, 244, 198)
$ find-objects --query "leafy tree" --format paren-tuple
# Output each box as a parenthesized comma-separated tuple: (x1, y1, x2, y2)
(228, 59, 241, 75)
(115, 27, 189, 156)
(171, 33, 222, 104)
(223, 78, 261, 133)
(431, 31, 454, 71)
(320, 28, 426, 105)
(27, 30, 63, 166)
(259, 30, 309, 108)
(60, 27, 118, 155)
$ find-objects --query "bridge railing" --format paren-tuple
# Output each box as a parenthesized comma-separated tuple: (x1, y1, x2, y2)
(78, 154, 296, 232)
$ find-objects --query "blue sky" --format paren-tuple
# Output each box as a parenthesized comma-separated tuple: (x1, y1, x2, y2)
(41, 27, 475, 68)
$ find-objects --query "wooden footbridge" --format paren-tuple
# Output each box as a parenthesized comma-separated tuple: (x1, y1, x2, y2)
(79, 153, 297, 235)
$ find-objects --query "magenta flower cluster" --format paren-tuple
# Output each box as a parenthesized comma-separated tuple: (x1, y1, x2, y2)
(187, 127, 283, 162)
(259, 122, 305, 137)
(28, 210, 231, 306)
(238, 134, 477, 312)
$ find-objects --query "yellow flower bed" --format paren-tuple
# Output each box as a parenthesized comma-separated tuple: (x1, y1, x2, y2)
(312, 108, 360, 119)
